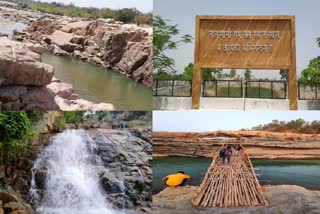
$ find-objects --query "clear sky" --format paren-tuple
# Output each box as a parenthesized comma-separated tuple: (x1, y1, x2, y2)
(154, 0, 320, 78)
(153, 111, 320, 132)
(39, 0, 152, 12)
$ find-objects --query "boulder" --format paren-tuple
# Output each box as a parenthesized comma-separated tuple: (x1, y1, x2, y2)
(3, 202, 32, 214)
(0, 86, 27, 102)
(48, 30, 73, 47)
(46, 82, 80, 100)
(0, 190, 18, 204)
(0, 37, 54, 86)
(33, 168, 47, 189)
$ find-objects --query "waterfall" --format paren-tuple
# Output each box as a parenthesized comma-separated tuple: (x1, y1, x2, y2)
(29, 129, 123, 214)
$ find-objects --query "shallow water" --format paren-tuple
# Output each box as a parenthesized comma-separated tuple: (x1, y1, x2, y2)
(42, 52, 152, 110)
(153, 157, 320, 194)
(0, 17, 152, 110)
(0, 18, 26, 38)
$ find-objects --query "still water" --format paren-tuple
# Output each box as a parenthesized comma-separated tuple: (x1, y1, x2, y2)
(42, 53, 152, 110)
(153, 157, 320, 194)
(0, 18, 152, 110)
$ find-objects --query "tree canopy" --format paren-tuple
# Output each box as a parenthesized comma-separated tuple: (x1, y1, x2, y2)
(0, 111, 32, 173)
(153, 16, 192, 75)
(300, 37, 320, 85)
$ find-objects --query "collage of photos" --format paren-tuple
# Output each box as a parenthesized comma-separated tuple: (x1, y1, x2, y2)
(0, 0, 319, 213)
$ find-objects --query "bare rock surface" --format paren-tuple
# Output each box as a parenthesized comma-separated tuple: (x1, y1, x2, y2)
(0, 37, 53, 86)
(15, 17, 152, 87)
(0, 37, 114, 110)
(153, 131, 320, 159)
(152, 185, 320, 214)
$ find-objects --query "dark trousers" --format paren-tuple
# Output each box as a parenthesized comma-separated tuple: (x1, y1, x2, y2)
(222, 155, 231, 164)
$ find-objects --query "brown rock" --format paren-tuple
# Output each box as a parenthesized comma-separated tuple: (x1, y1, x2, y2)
(0, 37, 54, 86)
(0, 190, 18, 204)
(46, 82, 80, 100)
(0, 86, 27, 102)
(3, 202, 31, 214)
(48, 30, 73, 47)
(117, 42, 150, 73)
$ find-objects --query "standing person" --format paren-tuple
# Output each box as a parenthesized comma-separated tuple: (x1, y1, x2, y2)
(234, 144, 243, 155)
(221, 145, 233, 164)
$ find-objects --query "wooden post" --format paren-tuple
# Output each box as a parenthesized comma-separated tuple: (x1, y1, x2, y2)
(192, 16, 201, 109)
(288, 16, 298, 110)
(192, 64, 201, 109)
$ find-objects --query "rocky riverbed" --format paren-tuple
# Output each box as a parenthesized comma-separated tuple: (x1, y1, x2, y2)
(0, 36, 114, 110)
(153, 131, 320, 159)
(0, 1, 152, 110)
(8, 5, 152, 87)
(152, 185, 320, 214)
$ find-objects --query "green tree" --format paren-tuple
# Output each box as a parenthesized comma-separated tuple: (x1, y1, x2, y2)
(153, 16, 192, 75)
(280, 69, 287, 80)
(244, 69, 252, 81)
(64, 111, 83, 124)
(181, 63, 194, 80)
(229, 69, 237, 79)
(300, 38, 320, 86)
(114, 8, 140, 23)
(0, 111, 31, 176)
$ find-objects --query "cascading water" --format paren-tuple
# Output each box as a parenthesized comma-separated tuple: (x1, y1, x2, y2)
(29, 129, 123, 214)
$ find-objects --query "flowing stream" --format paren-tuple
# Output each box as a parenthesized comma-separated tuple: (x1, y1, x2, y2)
(29, 129, 122, 214)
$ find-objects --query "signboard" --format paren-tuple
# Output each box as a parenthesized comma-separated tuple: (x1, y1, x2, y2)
(192, 16, 297, 110)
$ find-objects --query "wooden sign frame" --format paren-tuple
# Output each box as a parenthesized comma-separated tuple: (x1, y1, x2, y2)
(192, 16, 297, 110)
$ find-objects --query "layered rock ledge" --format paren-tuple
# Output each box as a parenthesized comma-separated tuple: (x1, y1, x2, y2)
(0, 37, 114, 110)
(13, 17, 152, 87)
(152, 185, 320, 214)
(153, 131, 320, 159)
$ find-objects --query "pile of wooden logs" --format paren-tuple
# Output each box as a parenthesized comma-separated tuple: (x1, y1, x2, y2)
(192, 144, 269, 207)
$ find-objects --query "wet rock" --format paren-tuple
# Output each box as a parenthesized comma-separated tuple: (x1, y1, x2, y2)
(33, 168, 47, 189)
(87, 129, 152, 210)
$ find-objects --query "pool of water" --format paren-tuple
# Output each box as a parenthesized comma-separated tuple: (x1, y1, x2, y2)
(42, 52, 152, 110)
(152, 157, 320, 194)
(0, 18, 152, 110)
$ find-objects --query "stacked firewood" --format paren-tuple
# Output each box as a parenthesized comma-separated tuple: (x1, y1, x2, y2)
(192, 145, 269, 207)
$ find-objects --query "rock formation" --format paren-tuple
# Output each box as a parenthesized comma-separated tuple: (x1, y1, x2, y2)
(31, 129, 152, 212)
(153, 131, 320, 159)
(152, 185, 320, 214)
(0, 37, 114, 110)
(13, 17, 153, 87)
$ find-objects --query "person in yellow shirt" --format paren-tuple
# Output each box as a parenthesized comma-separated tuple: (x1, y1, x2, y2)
(162, 171, 191, 187)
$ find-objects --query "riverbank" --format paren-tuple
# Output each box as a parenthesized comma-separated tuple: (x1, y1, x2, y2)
(153, 131, 320, 159)
(152, 185, 320, 214)
(1, 0, 152, 87)
(0, 1, 152, 110)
